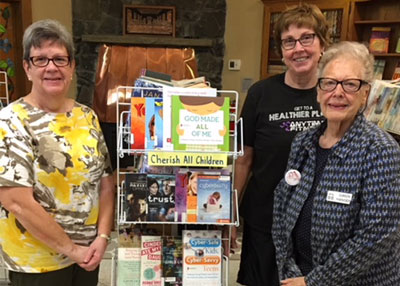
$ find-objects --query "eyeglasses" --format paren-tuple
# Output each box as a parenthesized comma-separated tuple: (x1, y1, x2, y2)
(29, 56, 70, 67)
(281, 33, 316, 50)
(318, 78, 369, 93)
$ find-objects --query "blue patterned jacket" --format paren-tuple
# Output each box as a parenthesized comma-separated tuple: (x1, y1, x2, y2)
(272, 114, 400, 286)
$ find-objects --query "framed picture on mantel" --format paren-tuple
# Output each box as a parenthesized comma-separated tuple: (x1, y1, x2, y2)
(123, 5, 176, 37)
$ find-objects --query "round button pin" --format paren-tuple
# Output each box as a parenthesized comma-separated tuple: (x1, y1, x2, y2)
(285, 169, 301, 186)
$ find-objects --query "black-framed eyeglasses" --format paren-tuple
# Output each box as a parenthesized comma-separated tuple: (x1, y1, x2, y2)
(281, 33, 316, 50)
(318, 78, 369, 93)
(29, 56, 70, 67)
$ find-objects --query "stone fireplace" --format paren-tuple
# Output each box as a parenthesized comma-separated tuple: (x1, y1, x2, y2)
(72, 0, 227, 107)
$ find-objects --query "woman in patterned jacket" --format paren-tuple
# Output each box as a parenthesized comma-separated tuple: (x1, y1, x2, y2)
(272, 41, 400, 286)
(0, 19, 114, 286)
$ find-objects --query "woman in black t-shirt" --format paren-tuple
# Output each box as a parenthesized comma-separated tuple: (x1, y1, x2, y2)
(226, 4, 330, 286)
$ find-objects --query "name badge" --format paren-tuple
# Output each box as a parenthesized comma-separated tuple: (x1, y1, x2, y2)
(326, 191, 352, 205)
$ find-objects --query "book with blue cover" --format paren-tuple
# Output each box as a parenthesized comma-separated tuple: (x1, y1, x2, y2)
(145, 97, 156, 150)
(197, 174, 231, 223)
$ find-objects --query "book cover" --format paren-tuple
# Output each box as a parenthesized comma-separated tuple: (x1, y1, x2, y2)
(131, 97, 146, 150)
(132, 77, 163, 98)
(146, 97, 156, 150)
(171, 95, 230, 151)
(117, 227, 141, 286)
(373, 59, 386, 80)
(175, 169, 230, 222)
(140, 235, 162, 286)
(147, 174, 176, 222)
(186, 171, 198, 223)
(175, 171, 189, 222)
(162, 236, 183, 286)
(182, 230, 222, 286)
(197, 175, 231, 223)
(365, 81, 399, 128)
(369, 27, 390, 53)
(383, 87, 400, 134)
(162, 87, 217, 151)
(125, 173, 148, 222)
(392, 61, 400, 80)
(141, 69, 172, 82)
(154, 98, 163, 149)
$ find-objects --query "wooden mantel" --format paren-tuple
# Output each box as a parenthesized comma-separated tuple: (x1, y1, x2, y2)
(81, 34, 214, 48)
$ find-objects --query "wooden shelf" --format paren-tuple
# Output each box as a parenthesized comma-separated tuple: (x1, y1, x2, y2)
(354, 20, 400, 25)
(81, 35, 214, 48)
(373, 53, 400, 57)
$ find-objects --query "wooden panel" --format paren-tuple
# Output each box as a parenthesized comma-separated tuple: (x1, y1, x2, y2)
(92, 46, 199, 123)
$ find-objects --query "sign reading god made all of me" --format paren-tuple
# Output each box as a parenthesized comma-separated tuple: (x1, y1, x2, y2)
(148, 152, 228, 167)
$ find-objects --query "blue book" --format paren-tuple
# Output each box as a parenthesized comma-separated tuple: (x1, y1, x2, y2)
(131, 78, 163, 98)
(145, 98, 156, 150)
(197, 174, 231, 223)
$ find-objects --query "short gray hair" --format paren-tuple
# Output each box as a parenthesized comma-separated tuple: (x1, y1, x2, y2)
(318, 41, 374, 82)
(23, 19, 74, 63)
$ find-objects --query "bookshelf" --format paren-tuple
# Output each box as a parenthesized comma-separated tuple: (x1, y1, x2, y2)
(348, 0, 400, 80)
(260, 0, 350, 79)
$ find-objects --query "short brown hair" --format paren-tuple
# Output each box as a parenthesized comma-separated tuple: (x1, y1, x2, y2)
(273, 3, 330, 58)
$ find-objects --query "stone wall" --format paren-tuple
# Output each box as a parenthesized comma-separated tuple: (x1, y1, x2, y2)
(72, 0, 226, 106)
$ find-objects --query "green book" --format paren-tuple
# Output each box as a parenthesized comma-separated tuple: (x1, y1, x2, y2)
(171, 95, 230, 152)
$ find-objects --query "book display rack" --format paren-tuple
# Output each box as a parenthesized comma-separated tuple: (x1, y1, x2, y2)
(113, 84, 243, 286)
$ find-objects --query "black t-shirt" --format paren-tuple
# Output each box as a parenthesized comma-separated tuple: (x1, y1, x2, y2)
(239, 73, 324, 232)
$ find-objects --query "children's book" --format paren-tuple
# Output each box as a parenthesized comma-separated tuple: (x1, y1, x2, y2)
(147, 174, 176, 222)
(124, 173, 148, 222)
(162, 236, 183, 286)
(131, 97, 146, 150)
(197, 175, 231, 223)
(140, 235, 162, 286)
(182, 230, 222, 286)
(146, 97, 156, 150)
(117, 227, 141, 286)
(175, 168, 230, 223)
(162, 87, 217, 151)
(171, 95, 230, 151)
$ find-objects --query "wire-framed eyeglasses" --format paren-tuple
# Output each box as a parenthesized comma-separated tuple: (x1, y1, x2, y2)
(281, 33, 316, 50)
(318, 78, 369, 93)
(29, 56, 71, 67)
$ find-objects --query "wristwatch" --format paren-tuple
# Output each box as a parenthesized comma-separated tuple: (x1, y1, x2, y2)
(98, 233, 111, 242)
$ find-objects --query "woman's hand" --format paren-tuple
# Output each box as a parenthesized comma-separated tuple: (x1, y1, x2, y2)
(281, 277, 306, 286)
